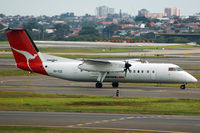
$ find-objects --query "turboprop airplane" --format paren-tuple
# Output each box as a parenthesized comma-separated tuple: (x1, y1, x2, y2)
(2, 28, 198, 89)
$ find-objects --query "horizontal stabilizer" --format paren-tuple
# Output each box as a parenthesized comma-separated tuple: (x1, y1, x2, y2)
(0, 27, 24, 33)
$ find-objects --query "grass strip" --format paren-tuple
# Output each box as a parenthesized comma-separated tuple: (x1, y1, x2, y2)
(52, 54, 164, 59)
(180, 66, 200, 69)
(0, 54, 165, 59)
(0, 41, 9, 44)
(0, 91, 200, 115)
(163, 44, 200, 49)
(0, 70, 39, 76)
(40, 47, 139, 53)
(0, 54, 13, 59)
(0, 47, 163, 53)
(0, 126, 129, 133)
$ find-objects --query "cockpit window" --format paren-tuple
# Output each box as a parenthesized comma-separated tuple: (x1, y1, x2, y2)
(176, 67, 183, 71)
(168, 67, 183, 71)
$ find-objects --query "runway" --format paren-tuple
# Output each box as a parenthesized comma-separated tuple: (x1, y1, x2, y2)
(0, 111, 200, 133)
(0, 75, 200, 99)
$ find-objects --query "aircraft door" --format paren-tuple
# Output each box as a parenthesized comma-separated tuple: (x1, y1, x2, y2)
(150, 69, 157, 80)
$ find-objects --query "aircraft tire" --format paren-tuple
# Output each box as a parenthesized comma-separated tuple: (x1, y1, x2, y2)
(96, 82, 103, 88)
(112, 82, 119, 88)
(180, 84, 186, 90)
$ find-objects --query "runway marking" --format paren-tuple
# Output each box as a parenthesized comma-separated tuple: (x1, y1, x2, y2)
(0, 124, 189, 133)
(77, 127, 189, 133)
(67, 115, 192, 130)
(84, 123, 92, 125)
(67, 125, 74, 128)
(126, 117, 134, 119)
(102, 120, 109, 123)
(76, 124, 83, 126)
(118, 117, 125, 120)
(111, 119, 117, 121)
(68, 116, 136, 128)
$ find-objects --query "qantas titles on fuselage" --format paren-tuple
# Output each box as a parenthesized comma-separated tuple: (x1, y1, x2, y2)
(3, 28, 198, 89)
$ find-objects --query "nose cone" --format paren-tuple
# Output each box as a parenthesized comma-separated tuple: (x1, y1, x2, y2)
(186, 74, 198, 83)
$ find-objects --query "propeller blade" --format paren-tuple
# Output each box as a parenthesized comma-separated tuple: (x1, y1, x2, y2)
(124, 61, 132, 77)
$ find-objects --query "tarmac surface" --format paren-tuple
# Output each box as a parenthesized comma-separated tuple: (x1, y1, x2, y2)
(0, 111, 200, 133)
(0, 75, 200, 99)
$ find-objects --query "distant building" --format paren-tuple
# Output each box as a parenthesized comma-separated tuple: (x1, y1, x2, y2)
(95, 6, 114, 17)
(138, 9, 150, 18)
(149, 13, 165, 19)
(53, 21, 65, 24)
(108, 8, 114, 15)
(164, 7, 180, 17)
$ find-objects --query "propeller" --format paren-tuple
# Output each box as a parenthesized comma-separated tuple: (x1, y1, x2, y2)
(124, 61, 132, 76)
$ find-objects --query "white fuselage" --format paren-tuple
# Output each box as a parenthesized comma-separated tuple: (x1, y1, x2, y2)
(39, 53, 197, 84)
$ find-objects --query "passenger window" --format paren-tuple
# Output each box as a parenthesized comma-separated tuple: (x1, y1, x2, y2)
(152, 70, 155, 73)
(137, 70, 140, 73)
(147, 70, 149, 73)
(141, 70, 144, 73)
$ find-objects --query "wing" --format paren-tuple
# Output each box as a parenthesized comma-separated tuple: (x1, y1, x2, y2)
(78, 59, 125, 72)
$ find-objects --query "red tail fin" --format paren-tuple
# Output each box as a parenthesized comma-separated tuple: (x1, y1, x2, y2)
(6, 28, 47, 75)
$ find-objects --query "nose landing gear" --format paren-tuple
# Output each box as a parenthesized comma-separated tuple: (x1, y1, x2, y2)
(180, 84, 186, 90)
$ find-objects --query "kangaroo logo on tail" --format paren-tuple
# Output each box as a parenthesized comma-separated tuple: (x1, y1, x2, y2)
(11, 47, 38, 71)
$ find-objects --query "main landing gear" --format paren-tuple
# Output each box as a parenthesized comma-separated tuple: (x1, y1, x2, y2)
(95, 72, 107, 88)
(112, 82, 119, 88)
(95, 82, 119, 88)
(96, 82, 103, 88)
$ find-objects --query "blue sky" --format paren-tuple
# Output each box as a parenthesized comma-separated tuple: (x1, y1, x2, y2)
(0, 0, 199, 16)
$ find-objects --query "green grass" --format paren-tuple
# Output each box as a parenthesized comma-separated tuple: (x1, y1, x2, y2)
(0, 91, 200, 115)
(0, 53, 164, 59)
(0, 126, 129, 133)
(0, 70, 28, 76)
(194, 75, 200, 80)
(52, 54, 164, 59)
(2, 47, 161, 53)
(0, 46, 161, 52)
(163, 44, 200, 49)
(40, 47, 136, 53)
(0, 70, 38, 76)
(0, 41, 9, 44)
(0, 54, 13, 59)
(180, 65, 200, 69)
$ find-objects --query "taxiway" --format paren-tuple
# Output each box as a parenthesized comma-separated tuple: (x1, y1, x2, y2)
(0, 75, 200, 99)
(0, 111, 199, 133)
